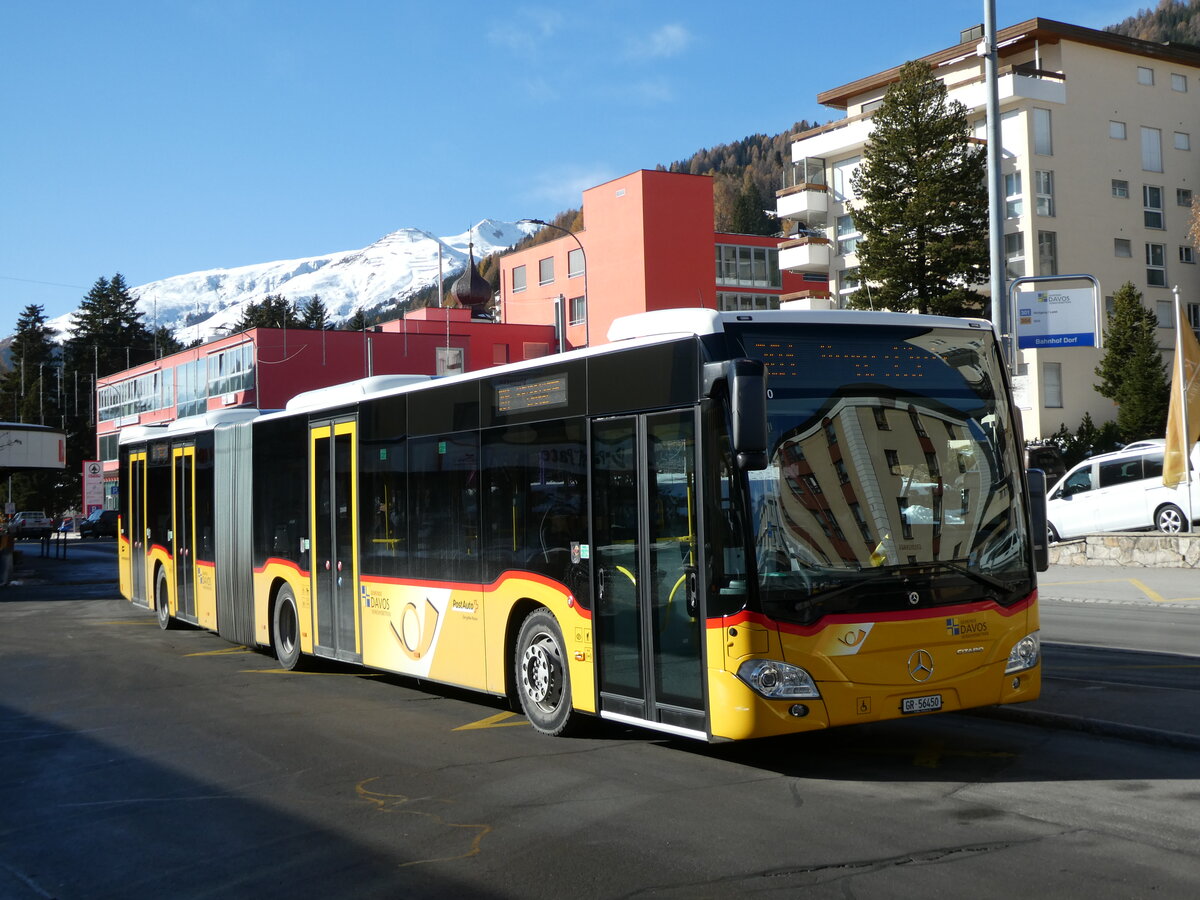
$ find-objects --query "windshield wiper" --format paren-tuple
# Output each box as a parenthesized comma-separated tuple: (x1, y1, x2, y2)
(888, 560, 1013, 594)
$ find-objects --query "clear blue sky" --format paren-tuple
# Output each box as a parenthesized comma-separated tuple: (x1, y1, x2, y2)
(1, 0, 1134, 323)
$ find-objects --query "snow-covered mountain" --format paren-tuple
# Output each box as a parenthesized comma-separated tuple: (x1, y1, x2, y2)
(50, 219, 538, 343)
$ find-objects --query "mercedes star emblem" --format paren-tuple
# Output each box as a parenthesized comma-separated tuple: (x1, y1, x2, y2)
(907, 649, 934, 683)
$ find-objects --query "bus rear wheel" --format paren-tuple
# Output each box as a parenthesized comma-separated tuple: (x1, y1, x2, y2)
(155, 568, 174, 631)
(515, 608, 574, 736)
(273, 585, 303, 670)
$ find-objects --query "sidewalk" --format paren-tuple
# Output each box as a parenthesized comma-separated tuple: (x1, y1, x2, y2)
(5, 545, 1197, 751)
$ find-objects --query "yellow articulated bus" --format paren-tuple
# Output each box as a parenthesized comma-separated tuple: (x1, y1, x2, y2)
(119, 308, 1047, 741)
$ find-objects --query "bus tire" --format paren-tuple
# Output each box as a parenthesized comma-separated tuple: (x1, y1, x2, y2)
(273, 585, 303, 671)
(155, 567, 174, 631)
(515, 608, 574, 736)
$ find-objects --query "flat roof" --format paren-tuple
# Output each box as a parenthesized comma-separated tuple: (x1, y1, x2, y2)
(815, 17, 1200, 111)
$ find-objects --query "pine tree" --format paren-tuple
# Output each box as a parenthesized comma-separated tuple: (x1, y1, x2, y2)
(0, 305, 58, 423)
(300, 294, 329, 329)
(848, 61, 988, 315)
(729, 177, 777, 236)
(63, 274, 156, 379)
(344, 309, 368, 331)
(233, 294, 298, 331)
(1094, 281, 1170, 441)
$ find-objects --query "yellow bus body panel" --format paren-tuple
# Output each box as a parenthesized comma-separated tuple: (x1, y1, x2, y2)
(253, 561, 314, 654)
(358, 572, 596, 714)
(708, 595, 1040, 741)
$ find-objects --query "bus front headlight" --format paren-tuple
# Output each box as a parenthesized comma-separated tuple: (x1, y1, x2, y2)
(1005, 631, 1040, 674)
(737, 659, 820, 699)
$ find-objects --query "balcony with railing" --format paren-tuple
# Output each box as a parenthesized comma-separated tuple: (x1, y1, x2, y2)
(777, 234, 832, 274)
(776, 156, 829, 222)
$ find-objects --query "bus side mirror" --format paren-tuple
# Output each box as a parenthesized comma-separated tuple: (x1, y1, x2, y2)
(730, 359, 768, 471)
(1027, 468, 1049, 572)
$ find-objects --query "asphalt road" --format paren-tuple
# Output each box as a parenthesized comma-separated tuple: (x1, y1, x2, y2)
(2, 550, 1200, 898)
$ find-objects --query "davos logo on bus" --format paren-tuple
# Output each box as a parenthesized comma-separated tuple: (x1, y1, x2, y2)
(946, 616, 989, 637)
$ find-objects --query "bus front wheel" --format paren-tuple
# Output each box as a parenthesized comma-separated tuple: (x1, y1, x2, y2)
(273, 585, 303, 671)
(155, 568, 174, 631)
(515, 608, 574, 736)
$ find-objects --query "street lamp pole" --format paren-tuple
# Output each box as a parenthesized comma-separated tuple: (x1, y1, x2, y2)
(519, 219, 589, 349)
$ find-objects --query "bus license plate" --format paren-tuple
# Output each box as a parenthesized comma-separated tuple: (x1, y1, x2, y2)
(902, 694, 942, 714)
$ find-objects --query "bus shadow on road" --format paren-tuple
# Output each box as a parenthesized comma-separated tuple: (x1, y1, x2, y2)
(662, 709, 1200, 784)
(0, 701, 510, 897)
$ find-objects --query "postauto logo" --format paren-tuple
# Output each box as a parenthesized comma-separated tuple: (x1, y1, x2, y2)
(946, 616, 989, 637)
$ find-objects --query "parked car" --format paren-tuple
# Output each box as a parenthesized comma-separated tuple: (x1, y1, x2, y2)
(9, 510, 52, 539)
(1046, 440, 1200, 541)
(78, 508, 119, 539)
(1024, 443, 1066, 486)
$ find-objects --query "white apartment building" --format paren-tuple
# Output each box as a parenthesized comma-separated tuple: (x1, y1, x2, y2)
(776, 18, 1200, 440)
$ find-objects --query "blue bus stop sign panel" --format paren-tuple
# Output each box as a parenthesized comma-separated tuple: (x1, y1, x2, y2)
(1016, 288, 1096, 349)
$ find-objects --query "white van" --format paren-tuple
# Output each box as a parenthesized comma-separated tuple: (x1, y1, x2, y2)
(1046, 440, 1200, 541)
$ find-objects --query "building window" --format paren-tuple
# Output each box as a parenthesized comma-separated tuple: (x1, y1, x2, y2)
(1181, 246, 1196, 265)
(1144, 185, 1165, 228)
(1138, 66, 1155, 86)
(836, 214, 860, 255)
(1178, 188, 1193, 207)
(873, 407, 890, 430)
(831, 156, 860, 203)
(1142, 127, 1163, 172)
(512, 265, 527, 293)
(1173, 73, 1189, 92)
(568, 296, 586, 325)
(1004, 232, 1025, 279)
(1115, 238, 1132, 258)
(1043, 362, 1063, 408)
(1112, 179, 1129, 198)
(1110, 120, 1127, 140)
(538, 257, 554, 285)
(885, 448, 901, 474)
(1033, 108, 1053, 155)
(567, 248, 584, 278)
(1035, 170, 1054, 216)
(717, 292, 780, 311)
(1175, 132, 1191, 151)
(1189, 303, 1200, 342)
(1157, 300, 1175, 327)
(1004, 171, 1023, 218)
(1038, 231, 1058, 276)
(1146, 242, 1167, 287)
(715, 244, 782, 289)
(837, 267, 860, 307)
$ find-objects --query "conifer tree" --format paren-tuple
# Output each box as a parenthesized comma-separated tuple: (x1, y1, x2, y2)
(1094, 281, 1170, 441)
(300, 295, 329, 329)
(1, 304, 58, 423)
(62, 274, 155, 379)
(232, 294, 298, 331)
(848, 61, 988, 315)
(730, 177, 777, 236)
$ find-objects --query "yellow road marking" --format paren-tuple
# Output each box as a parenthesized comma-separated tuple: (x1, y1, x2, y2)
(185, 647, 253, 657)
(1042, 577, 1200, 604)
(454, 711, 529, 731)
(356, 777, 492, 867)
(93, 620, 158, 626)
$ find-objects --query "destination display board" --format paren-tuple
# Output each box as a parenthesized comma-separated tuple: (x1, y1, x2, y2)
(495, 374, 569, 414)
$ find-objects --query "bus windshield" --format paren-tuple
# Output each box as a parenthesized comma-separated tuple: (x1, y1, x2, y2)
(727, 322, 1032, 625)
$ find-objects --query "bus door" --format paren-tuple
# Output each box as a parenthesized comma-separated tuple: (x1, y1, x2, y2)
(309, 418, 362, 663)
(128, 450, 148, 605)
(591, 410, 705, 735)
(171, 445, 197, 622)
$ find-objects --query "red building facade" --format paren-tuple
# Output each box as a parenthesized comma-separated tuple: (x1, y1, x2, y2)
(499, 169, 829, 348)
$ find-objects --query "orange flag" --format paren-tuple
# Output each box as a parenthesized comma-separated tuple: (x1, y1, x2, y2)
(1163, 300, 1200, 487)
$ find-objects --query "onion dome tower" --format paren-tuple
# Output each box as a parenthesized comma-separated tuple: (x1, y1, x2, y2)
(450, 242, 492, 316)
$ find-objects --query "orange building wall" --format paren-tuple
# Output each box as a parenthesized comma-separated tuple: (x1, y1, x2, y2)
(500, 169, 816, 349)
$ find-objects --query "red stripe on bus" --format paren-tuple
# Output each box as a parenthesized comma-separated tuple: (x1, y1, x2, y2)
(707, 591, 1037, 634)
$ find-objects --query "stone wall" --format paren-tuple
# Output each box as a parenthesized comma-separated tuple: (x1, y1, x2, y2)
(1049, 533, 1200, 568)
